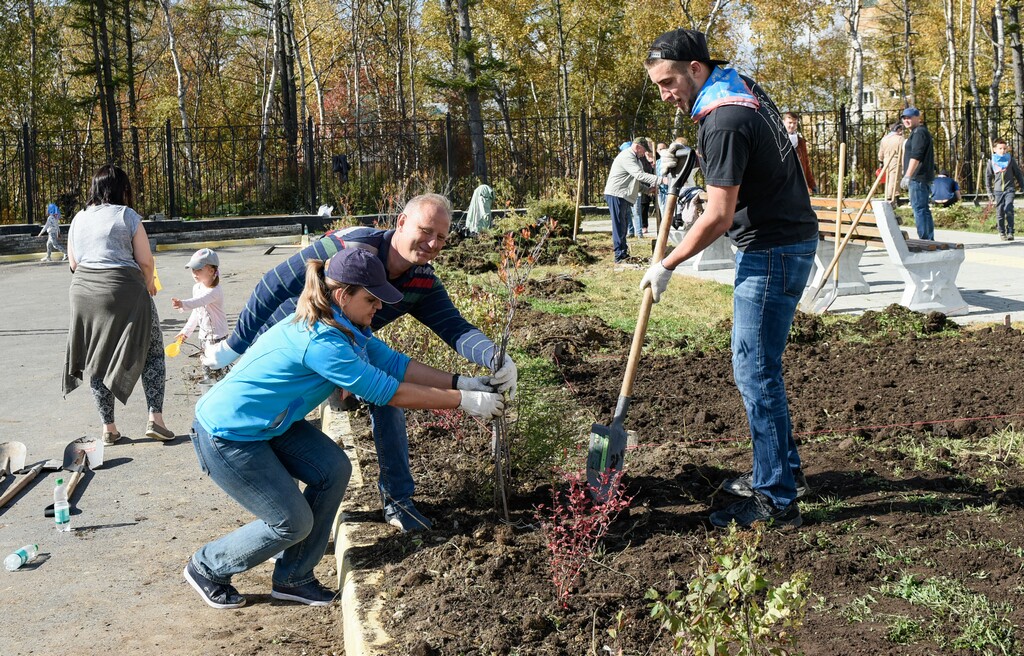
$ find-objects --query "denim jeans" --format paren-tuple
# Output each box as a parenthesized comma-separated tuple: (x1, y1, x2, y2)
(732, 237, 817, 508)
(629, 195, 649, 237)
(909, 180, 935, 240)
(995, 191, 1015, 235)
(369, 403, 415, 507)
(606, 195, 632, 261)
(190, 419, 351, 587)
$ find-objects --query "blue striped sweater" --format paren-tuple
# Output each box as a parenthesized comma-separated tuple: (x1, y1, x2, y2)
(228, 227, 497, 369)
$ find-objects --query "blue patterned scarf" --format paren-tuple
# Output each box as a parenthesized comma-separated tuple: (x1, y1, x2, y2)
(690, 67, 760, 122)
(992, 153, 1010, 173)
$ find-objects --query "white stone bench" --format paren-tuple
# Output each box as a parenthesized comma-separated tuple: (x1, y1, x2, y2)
(871, 200, 969, 316)
(668, 228, 735, 270)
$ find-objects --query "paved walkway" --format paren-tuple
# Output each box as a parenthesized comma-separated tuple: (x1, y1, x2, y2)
(581, 219, 1024, 325)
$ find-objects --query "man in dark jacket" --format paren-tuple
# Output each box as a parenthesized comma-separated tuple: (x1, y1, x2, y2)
(899, 107, 936, 239)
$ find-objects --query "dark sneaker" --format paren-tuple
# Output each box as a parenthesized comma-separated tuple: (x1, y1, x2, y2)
(383, 500, 433, 532)
(1000, 234, 1009, 241)
(710, 492, 802, 529)
(102, 431, 122, 446)
(271, 579, 338, 606)
(1008, 234, 1015, 242)
(722, 468, 810, 499)
(184, 559, 246, 609)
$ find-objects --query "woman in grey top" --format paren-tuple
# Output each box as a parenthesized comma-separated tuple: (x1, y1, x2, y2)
(64, 164, 175, 445)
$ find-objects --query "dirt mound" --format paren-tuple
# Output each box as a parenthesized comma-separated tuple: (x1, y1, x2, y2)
(524, 274, 585, 298)
(510, 308, 628, 358)
(437, 228, 596, 274)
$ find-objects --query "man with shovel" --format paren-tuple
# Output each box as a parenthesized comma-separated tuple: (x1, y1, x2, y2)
(641, 29, 818, 528)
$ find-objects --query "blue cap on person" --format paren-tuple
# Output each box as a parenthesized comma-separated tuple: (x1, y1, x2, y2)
(186, 247, 219, 269)
(47, 203, 59, 216)
(325, 248, 403, 304)
(901, 107, 921, 118)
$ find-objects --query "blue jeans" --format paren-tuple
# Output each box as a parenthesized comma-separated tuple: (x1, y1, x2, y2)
(995, 191, 1015, 235)
(629, 195, 649, 237)
(909, 180, 935, 240)
(189, 419, 351, 587)
(732, 237, 817, 508)
(369, 404, 415, 507)
(606, 195, 632, 261)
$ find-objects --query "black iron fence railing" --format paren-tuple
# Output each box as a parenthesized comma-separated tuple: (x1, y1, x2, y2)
(2, 103, 1021, 226)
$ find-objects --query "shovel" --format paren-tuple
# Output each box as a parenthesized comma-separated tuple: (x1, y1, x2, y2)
(0, 441, 27, 483)
(800, 150, 895, 313)
(586, 146, 698, 502)
(0, 459, 62, 508)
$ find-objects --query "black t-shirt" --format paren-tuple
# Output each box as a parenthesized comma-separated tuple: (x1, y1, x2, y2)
(697, 75, 818, 251)
(904, 125, 935, 183)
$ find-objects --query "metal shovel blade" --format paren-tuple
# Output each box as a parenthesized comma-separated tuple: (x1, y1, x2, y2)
(64, 436, 104, 470)
(0, 441, 27, 480)
(586, 421, 627, 503)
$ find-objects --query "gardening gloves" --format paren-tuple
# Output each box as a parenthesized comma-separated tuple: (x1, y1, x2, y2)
(455, 375, 497, 393)
(491, 354, 518, 398)
(458, 391, 505, 420)
(899, 176, 911, 190)
(640, 260, 674, 303)
(657, 142, 687, 172)
(202, 340, 242, 370)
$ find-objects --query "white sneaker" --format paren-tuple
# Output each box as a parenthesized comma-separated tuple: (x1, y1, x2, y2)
(40, 256, 50, 262)
(61, 254, 68, 262)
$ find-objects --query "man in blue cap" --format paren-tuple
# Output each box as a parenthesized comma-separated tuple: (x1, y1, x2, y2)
(899, 107, 936, 240)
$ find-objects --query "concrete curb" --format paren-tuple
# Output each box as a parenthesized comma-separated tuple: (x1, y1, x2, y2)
(0, 235, 303, 264)
(322, 403, 392, 656)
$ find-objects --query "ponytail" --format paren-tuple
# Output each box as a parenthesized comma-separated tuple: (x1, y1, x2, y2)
(293, 259, 354, 339)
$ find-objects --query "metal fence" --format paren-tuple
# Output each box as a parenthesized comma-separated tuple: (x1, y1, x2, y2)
(2, 103, 1022, 226)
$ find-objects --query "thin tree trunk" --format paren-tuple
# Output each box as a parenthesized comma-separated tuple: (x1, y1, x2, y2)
(160, 0, 197, 192)
(988, 0, 1006, 140)
(90, 4, 111, 162)
(28, 0, 36, 130)
(96, 0, 123, 163)
(902, 0, 916, 104)
(1009, 5, 1024, 146)
(297, 0, 325, 124)
(258, 7, 281, 196)
(969, 0, 989, 147)
(123, 0, 144, 201)
(277, 0, 300, 185)
(452, 0, 487, 180)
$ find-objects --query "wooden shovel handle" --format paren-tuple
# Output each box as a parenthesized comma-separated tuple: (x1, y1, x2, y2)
(0, 462, 43, 507)
(620, 191, 680, 398)
(817, 149, 896, 285)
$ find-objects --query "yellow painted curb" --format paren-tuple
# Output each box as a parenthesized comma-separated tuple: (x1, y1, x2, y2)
(0, 236, 301, 264)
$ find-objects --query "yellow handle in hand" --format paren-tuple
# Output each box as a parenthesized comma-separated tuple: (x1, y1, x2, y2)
(164, 337, 182, 357)
(153, 266, 163, 292)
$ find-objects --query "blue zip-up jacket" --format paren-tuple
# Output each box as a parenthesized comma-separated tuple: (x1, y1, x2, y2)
(196, 310, 410, 441)
(228, 227, 496, 369)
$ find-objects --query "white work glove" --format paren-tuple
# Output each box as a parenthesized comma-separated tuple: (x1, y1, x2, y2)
(201, 340, 241, 370)
(657, 142, 688, 173)
(455, 375, 496, 393)
(458, 391, 505, 420)
(640, 260, 674, 303)
(491, 354, 518, 398)
(899, 176, 910, 190)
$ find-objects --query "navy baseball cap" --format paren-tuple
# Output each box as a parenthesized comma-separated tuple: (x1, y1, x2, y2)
(325, 248, 402, 304)
(901, 107, 921, 118)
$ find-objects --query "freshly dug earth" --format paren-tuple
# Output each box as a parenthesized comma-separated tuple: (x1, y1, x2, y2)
(349, 303, 1024, 655)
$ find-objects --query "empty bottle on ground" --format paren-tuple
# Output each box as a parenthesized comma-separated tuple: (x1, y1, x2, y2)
(5, 544, 39, 571)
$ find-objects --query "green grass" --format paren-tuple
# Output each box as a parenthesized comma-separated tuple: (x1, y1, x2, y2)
(894, 203, 1000, 234)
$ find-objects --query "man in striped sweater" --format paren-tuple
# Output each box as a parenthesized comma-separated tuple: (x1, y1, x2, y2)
(203, 193, 518, 531)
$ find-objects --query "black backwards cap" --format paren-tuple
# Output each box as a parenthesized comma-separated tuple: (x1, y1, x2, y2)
(647, 28, 729, 67)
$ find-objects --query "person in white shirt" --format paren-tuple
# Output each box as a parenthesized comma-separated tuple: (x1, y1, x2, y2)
(172, 248, 228, 378)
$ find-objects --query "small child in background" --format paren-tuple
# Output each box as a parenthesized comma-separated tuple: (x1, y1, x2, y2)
(986, 138, 1024, 241)
(172, 248, 227, 381)
(38, 203, 68, 262)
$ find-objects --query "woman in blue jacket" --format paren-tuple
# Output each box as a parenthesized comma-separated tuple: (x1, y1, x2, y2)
(184, 247, 504, 609)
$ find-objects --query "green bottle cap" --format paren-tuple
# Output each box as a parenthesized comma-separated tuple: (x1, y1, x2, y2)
(56, 478, 64, 485)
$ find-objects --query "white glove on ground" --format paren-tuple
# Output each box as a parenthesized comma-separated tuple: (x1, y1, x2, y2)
(491, 355, 518, 398)
(899, 176, 911, 190)
(201, 341, 241, 370)
(458, 391, 505, 420)
(640, 260, 674, 303)
(455, 375, 496, 392)
(657, 142, 688, 173)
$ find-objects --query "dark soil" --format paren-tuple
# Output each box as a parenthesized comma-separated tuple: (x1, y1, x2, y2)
(349, 302, 1024, 656)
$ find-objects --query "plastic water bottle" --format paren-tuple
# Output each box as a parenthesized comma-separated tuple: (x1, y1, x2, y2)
(5, 544, 38, 571)
(54, 478, 70, 532)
